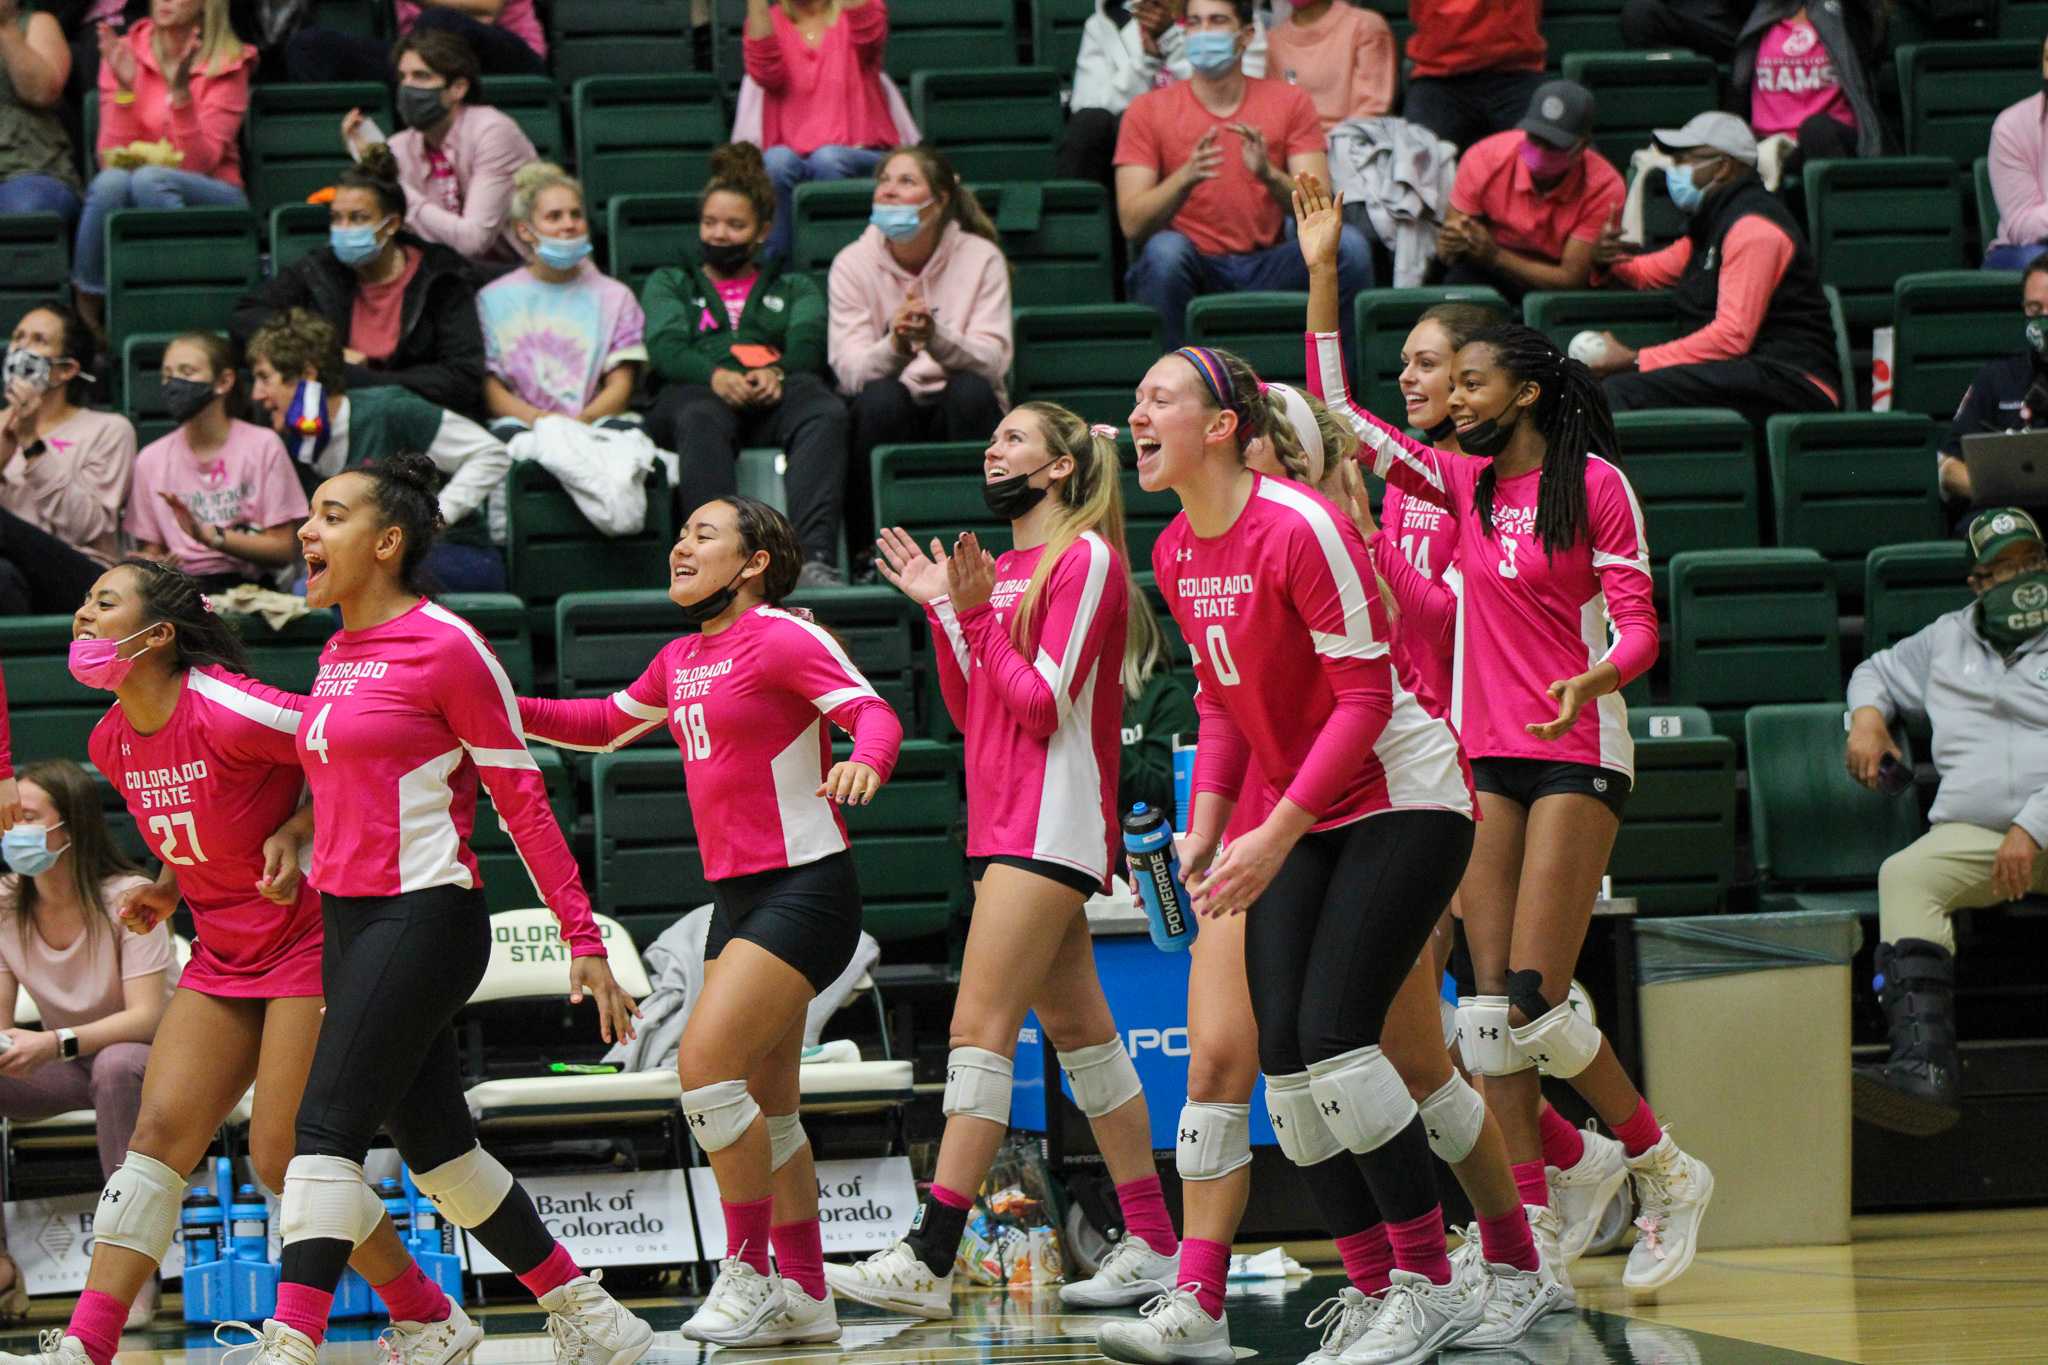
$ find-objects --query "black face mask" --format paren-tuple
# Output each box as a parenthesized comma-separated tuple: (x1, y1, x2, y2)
(397, 84, 450, 131)
(981, 459, 1055, 520)
(1423, 415, 1459, 445)
(162, 377, 219, 425)
(1457, 406, 1521, 459)
(677, 565, 749, 626)
(701, 238, 755, 273)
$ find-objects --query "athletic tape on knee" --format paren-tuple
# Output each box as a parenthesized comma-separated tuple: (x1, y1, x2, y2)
(1511, 999, 1602, 1079)
(1455, 996, 1530, 1077)
(411, 1144, 516, 1229)
(1175, 1102, 1253, 1181)
(682, 1079, 762, 1154)
(1059, 1037, 1142, 1119)
(942, 1046, 1014, 1125)
(1262, 1071, 1344, 1168)
(93, 1153, 185, 1262)
(1418, 1072, 1486, 1164)
(1306, 1045, 1418, 1156)
(766, 1113, 808, 1171)
(279, 1155, 385, 1247)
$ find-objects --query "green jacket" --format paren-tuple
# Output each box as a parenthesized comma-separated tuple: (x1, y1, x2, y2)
(1120, 668, 1198, 820)
(641, 255, 828, 387)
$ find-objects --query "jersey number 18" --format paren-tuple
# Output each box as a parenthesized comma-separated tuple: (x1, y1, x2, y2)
(679, 703, 712, 760)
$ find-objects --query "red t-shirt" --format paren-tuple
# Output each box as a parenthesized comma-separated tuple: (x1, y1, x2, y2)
(1449, 131, 1625, 265)
(1115, 77, 1324, 258)
(349, 246, 423, 363)
(1407, 0, 1544, 80)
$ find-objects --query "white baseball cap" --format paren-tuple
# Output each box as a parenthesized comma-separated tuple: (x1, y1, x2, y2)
(1652, 110, 1759, 167)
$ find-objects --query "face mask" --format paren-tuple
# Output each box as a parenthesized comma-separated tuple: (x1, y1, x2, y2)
(870, 202, 928, 242)
(1423, 415, 1459, 445)
(2026, 315, 2048, 361)
(1976, 568, 2048, 653)
(534, 234, 592, 271)
(677, 565, 750, 626)
(1664, 161, 1706, 215)
(701, 238, 754, 273)
(1519, 137, 1578, 182)
(162, 376, 219, 425)
(1458, 403, 1522, 459)
(397, 83, 451, 131)
(1184, 30, 1239, 74)
(68, 625, 159, 691)
(981, 458, 1056, 521)
(330, 220, 389, 267)
(2, 824, 65, 878)
(3, 347, 52, 393)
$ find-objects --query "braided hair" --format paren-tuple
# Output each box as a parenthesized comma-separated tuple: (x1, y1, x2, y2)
(1464, 323, 1619, 559)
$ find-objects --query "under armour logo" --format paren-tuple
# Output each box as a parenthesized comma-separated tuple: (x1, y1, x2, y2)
(1427, 1126, 1441, 1141)
(101, 1189, 122, 1205)
(1319, 1100, 1341, 1116)
(1176, 548, 1195, 561)
(1180, 1129, 1200, 1143)
(1271, 1113, 1287, 1128)
(687, 1113, 707, 1128)
(1532, 1051, 1551, 1064)
(1478, 1026, 1501, 1040)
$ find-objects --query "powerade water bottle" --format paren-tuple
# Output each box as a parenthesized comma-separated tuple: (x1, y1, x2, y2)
(1123, 803, 1194, 952)
(180, 1187, 221, 1265)
(229, 1186, 268, 1263)
(180, 1186, 230, 1324)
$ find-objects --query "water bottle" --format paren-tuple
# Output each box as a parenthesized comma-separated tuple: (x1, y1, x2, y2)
(1123, 803, 1194, 952)
(180, 1188, 222, 1265)
(229, 1186, 269, 1264)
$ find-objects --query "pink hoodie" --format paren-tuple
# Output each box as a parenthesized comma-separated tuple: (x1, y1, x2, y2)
(827, 221, 1013, 404)
(98, 20, 256, 187)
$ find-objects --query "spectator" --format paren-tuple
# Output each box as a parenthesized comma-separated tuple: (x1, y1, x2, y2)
(829, 145, 1011, 546)
(1585, 111, 1840, 429)
(1985, 35, 2048, 273)
(0, 758, 168, 1326)
(123, 331, 307, 590)
(73, 0, 256, 336)
(1939, 257, 2048, 511)
(286, 0, 546, 81)
(1438, 79, 1625, 304)
(230, 144, 487, 417)
(743, 0, 896, 263)
(1263, 0, 1394, 135)
(1734, 0, 1885, 167)
(1845, 507, 2048, 1137)
(646, 143, 846, 586)
(244, 308, 510, 592)
(478, 162, 645, 434)
(0, 0, 81, 223)
(0, 303, 135, 615)
(1401, 0, 1546, 152)
(1118, 590, 1196, 820)
(1113, 0, 1368, 350)
(1619, 0, 1743, 63)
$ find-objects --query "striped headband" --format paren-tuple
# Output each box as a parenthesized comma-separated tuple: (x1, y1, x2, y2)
(1173, 346, 1242, 426)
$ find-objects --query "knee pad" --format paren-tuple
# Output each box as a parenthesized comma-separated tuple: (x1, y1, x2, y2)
(1059, 1037, 1142, 1119)
(682, 1079, 762, 1154)
(766, 1112, 808, 1171)
(279, 1155, 385, 1248)
(1418, 1072, 1486, 1165)
(942, 1046, 1014, 1125)
(1175, 1102, 1252, 1182)
(1511, 999, 1603, 1079)
(411, 1144, 515, 1229)
(1306, 1046, 1418, 1157)
(93, 1153, 185, 1263)
(1262, 1071, 1344, 1168)
(1455, 996, 1530, 1077)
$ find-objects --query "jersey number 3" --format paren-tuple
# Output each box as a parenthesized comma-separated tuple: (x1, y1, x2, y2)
(680, 703, 712, 760)
(148, 811, 207, 866)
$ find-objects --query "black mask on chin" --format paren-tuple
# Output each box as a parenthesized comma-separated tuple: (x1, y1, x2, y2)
(701, 238, 754, 273)
(981, 458, 1056, 520)
(1458, 406, 1521, 459)
(677, 565, 749, 626)
(1423, 415, 1459, 445)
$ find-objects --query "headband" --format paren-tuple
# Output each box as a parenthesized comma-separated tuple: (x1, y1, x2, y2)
(1262, 382, 1325, 486)
(1173, 346, 1244, 430)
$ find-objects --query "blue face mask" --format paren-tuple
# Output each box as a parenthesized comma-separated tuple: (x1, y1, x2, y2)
(1184, 30, 1239, 75)
(1664, 162, 1705, 215)
(330, 219, 389, 267)
(535, 234, 592, 270)
(2, 823, 65, 878)
(870, 202, 928, 242)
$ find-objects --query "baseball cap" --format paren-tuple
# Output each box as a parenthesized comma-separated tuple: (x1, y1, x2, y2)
(1968, 507, 2045, 568)
(1652, 110, 1759, 167)
(1519, 80, 1596, 149)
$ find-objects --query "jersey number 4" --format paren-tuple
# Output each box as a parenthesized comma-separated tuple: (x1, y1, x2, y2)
(680, 703, 712, 760)
(148, 811, 207, 866)
(305, 703, 333, 764)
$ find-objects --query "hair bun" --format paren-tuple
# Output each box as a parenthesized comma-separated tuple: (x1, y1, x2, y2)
(376, 450, 442, 497)
(355, 141, 401, 184)
(709, 141, 767, 181)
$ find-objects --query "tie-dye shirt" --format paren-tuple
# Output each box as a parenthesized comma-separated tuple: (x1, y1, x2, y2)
(478, 263, 649, 417)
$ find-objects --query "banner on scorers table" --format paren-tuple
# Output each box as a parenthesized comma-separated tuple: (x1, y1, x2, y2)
(689, 1157, 916, 1259)
(463, 1169, 695, 1274)
(5, 1193, 189, 1295)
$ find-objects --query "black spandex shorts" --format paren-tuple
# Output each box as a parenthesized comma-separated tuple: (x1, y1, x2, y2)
(708, 850, 864, 993)
(1471, 756, 1631, 819)
(968, 854, 1102, 899)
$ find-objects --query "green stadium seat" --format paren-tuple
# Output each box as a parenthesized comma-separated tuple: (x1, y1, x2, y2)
(2000, 0, 2048, 36)
(103, 207, 260, 354)
(119, 332, 175, 430)
(1864, 540, 1972, 656)
(549, 0, 696, 91)
(503, 462, 676, 637)
(1558, 51, 1721, 174)
(1011, 304, 1162, 426)
(836, 738, 965, 944)
(1765, 413, 1945, 603)
(269, 203, 330, 276)
(0, 616, 106, 762)
(880, 0, 1018, 83)
(1667, 547, 1841, 735)
(1523, 288, 1678, 352)
(709, 0, 749, 97)
(1031, 0, 1095, 77)
(1890, 269, 2022, 419)
(1542, 0, 1627, 62)
(605, 193, 700, 294)
(912, 68, 1064, 182)
(594, 749, 715, 924)
(1823, 284, 1856, 413)
(1975, 155, 2000, 251)
(1353, 286, 1511, 423)
(873, 442, 1011, 555)
(976, 180, 1116, 309)
(243, 84, 388, 219)
(1900, 41, 2041, 165)
(554, 590, 680, 699)
(1746, 702, 1923, 915)
(786, 584, 926, 733)
(1803, 157, 1967, 334)
(790, 180, 877, 276)
(1608, 724, 1738, 915)
(472, 747, 574, 913)
(444, 593, 536, 692)
(486, 76, 565, 165)
(310, 0, 388, 38)
(0, 212, 68, 320)
(572, 75, 725, 216)
(1628, 704, 1715, 739)
(1610, 408, 1758, 599)
(1184, 292, 1310, 386)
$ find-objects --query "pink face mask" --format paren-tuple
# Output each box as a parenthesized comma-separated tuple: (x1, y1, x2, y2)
(1519, 137, 1578, 181)
(67, 627, 158, 692)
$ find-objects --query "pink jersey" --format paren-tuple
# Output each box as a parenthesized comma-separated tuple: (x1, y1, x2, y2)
(519, 605, 903, 882)
(88, 666, 322, 997)
(0, 659, 11, 780)
(1154, 473, 1472, 830)
(297, 599, 602, 956)
(927, 532, 1128, 889)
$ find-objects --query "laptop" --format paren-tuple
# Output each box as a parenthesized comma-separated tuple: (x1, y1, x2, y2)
(1962, 430, 2048, 505)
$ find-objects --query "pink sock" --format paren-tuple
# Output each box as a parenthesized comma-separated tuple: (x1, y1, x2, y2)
(1175, 1237, 1230, 1319)
(771, 1217, 826, 1299)
(1476, 1208, 1540, 1272)
(1512, 1159, 1549, 1208)
(516, 1243, 583, 1300)
(1539, 1106, 1586, 1171)
(1115, 1175, 1180, 1257)
(272, 1283, 334, 1346)
(372, 1263, 450, 1325)
(1384, 1207, 1453, 1286)
(67, 1289, 128, 1365)
(1612, 1098, 1664, 1158)
(721, 1196, 775, 1275)
(1334, 1224, 1394, 1296)
(930, 1181, 974, 1211)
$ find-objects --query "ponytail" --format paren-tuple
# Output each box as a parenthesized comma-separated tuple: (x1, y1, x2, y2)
(1464, 323, 1617, 558)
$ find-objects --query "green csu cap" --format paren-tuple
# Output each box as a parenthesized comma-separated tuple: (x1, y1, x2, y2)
(1967, 507, 2045, 568)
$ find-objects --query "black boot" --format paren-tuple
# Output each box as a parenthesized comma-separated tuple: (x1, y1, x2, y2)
(1852, 938, 1962, 1137)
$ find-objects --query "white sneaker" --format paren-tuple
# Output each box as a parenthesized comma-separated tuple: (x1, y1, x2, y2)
(1526, 1203, 1577, 1311)
(1446, 1223, 1482, 1281)
(682, 1255, 787, 1345)
(823, 1240, 954, 1319)
(0, 1332, 91, 1365)
(538, 1271, 656, 1365)
(215, 1321, 321, 1365)
(1333, 1269, 1481, 1365)
(1060, 1234, 1179, 1308)
(752, 1279, 842, 1345)
(1623, 1133, 1715, 1293)
(1455, 1260, 1572, 1349)
(380, 1298, 484, 1365)
(1549, 1125, 1627, 1262)
(1096, 1284, 1233, 1364)
(1299, 1287, 1380, 1364)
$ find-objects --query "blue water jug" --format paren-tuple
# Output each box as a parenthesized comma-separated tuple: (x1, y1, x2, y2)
(1123, 803, 1194, 952)
(229, 1186, 268, 1263)
(225, 1169, 278, 1323)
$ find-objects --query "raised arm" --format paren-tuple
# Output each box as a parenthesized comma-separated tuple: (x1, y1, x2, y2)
(1302, 328, 1459, 511)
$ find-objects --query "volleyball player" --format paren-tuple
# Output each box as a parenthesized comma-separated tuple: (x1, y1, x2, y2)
(840, 403, 1169, 1318)
(518, 496, 902, 1348)
(229, 455, 652, 1365)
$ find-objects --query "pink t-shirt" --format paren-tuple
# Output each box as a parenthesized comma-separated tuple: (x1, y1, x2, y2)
(743, 0, 896, 155)
(124, 420, 309, 578)
(0, 875, 171, 1030)
(395, 0, 545, 57)
(89, 667, 321, 998)
(519, 605, 903, 883)
(711, 274, 757, 330)
(1115, 77, 1325, 258)
(1265, 0, 1396, 133)
(1751, 15, 1855, 138)
(1450, 131, 1625, 266)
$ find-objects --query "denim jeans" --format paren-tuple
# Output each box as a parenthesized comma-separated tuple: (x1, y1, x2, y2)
(73, 166, 249, 292)
(1985, 242, 2048, 272)
(0, 173, 82, 224)
(761, 145, 886, 261)
(1126, 224, 1375, 350)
